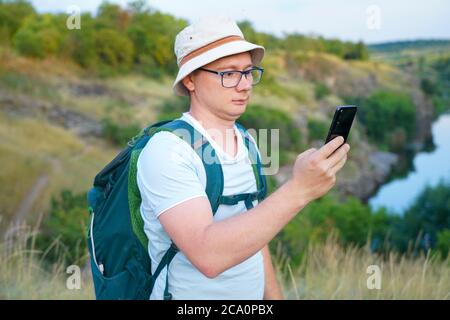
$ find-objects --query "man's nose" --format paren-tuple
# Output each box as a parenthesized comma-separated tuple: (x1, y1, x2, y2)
(236, 74, 252, 91)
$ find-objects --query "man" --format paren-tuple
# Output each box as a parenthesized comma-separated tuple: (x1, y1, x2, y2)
(136, 16, 350, 300)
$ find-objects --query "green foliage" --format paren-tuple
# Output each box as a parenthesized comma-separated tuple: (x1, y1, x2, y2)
(101, 117, 141, 146)
(36, 190, 89, 264)
(3, 1, 370, 77)
(238, 104, 302, 165)
(393, 180, 450, 254)
(307, 117, 328, 142)
(96, 2, 129, 31)
(314, 82, 330, 100)
(0, 0, 35, 44)
(369, 40, 450, 54)
(420, 77, 437, 96)
(280, 34, 369, 60)
(277, 195, 393, 266)
(428, 56, 450, 115)
(13, 13, 65, 58)
(277, 180, 450, 266)
(93, 29, 134, 71)
(343, 41, 369, 60)
(436, 229, 450, 258)
(64, 13, 97, 68)
(237, 20, 281, 50)
(357, 90, 416, 150)
(126, 10, 187, 77)
(5, 1, 188, 77)
(156, 96, 189, 121)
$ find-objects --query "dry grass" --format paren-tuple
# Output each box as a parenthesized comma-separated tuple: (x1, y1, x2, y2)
(0, 227, 448, 300)
(0, 224, 94, 300)
(275, 236, 450, 300)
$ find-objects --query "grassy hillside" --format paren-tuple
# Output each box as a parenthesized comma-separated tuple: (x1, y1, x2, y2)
(369, 40, 450, 62)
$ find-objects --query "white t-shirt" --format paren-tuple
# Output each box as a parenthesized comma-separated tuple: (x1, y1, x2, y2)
(136, 112, 265, 300)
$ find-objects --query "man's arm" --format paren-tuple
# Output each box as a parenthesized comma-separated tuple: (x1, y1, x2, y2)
(159, 137, 349, 278)
(262, 244, 284, 300)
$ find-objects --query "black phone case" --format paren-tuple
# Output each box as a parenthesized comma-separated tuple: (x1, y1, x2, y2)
(325, 105, 357, 144)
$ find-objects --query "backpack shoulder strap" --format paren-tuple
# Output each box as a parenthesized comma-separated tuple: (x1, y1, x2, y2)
(150, 119, 225, 215)
(216, 123, 268, 211)
(235, 122, 267, 201)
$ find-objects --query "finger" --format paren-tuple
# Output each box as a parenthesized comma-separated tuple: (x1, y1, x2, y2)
(325, 143, 350, 168)
(303, 148, 317, 157)
(318, 136, 345, 159)
(297, 148, 316, 161)
(329, 153, 348, 175)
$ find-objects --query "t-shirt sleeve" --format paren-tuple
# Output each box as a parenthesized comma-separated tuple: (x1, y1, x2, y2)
(137, 131, 207, 218)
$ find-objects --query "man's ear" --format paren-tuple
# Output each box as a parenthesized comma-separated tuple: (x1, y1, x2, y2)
(182, 73, 195, 93)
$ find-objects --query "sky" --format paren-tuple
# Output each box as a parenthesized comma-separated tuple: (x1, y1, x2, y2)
(30, 0, 450, 44)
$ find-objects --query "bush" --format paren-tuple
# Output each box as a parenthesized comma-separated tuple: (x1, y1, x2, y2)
(156, 96, 190, 121)
(93, 29, 134, 71)
(238, 104, 303, 165)
(126, 10, 187, 76)
(420, 77, 437, 96)
(393, 180, 450, 254)
(436, 229, 450, 258)
(0, 0, 35, 44)
(314, 82, 330, 100)
(13, 14, 64, 58)
(358, 90, 416, 150)
(64, 13, 97, 68)
(307, 117, 328, 142)
(277, 195, 394, 266)
(101, 117, 141, 146)
(36, 190, 89, 265)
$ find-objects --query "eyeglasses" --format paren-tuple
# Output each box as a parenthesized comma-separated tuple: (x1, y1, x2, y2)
(198, 66, 264, 88)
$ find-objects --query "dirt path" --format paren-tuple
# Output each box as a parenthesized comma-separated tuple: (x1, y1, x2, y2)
(4, 158, 62, 238)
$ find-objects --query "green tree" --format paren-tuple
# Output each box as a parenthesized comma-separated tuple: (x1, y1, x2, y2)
(63, 13, 97, 68)
(13, 13, 65, 58)
(359, 90, 416, 150)
(237, 20, 281, 50)
(126, 10, 187, 76)
(96, 1, 130, 31)
(393, 180, 450, 254)
(0, 0, 35, 44)
(93, 29, 134, 71)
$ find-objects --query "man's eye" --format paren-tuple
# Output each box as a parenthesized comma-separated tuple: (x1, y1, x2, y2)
(224, 72, 236, 77)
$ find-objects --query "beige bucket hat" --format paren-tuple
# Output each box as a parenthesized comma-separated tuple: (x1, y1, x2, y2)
(172, 16, 265, 96)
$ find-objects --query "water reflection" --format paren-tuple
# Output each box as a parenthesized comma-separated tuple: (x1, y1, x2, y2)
(369, 113, 450, 213)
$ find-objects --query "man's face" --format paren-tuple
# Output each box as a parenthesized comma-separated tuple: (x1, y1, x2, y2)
(184, 52, 254, 121)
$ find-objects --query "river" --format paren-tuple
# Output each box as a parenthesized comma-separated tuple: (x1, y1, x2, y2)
(369, 113, 450, 213)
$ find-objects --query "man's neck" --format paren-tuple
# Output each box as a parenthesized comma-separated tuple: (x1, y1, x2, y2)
(188, 106, 238, 157)
(188, 107, 234, 133)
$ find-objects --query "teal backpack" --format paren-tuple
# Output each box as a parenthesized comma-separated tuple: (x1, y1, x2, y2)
(86, 119, 267, 300)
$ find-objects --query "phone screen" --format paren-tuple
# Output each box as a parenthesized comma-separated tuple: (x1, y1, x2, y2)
(325, 106, 357, 144)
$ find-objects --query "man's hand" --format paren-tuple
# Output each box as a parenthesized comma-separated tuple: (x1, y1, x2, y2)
(290, 136, 350, 206)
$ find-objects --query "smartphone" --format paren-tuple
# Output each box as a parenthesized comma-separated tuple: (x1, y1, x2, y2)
(325, 105, 357, 144)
